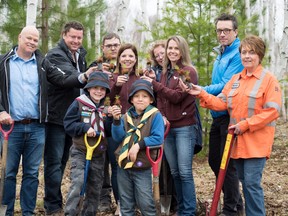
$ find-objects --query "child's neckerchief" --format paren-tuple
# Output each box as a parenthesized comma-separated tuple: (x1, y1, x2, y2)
(76, 94, 105, 138)
(118, 105, 158, 169)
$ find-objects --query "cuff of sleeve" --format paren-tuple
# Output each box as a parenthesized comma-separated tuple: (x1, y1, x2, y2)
(138, 140, 146, 149)
(238, 120, 249, 133)
(197, 89, 206, 99)
(105, 116, 113, 122)
(152, 80, 159, 91)
(84, 124, 90, 133)
(78, 74, 85, 84)
(113, 119, 121, 125)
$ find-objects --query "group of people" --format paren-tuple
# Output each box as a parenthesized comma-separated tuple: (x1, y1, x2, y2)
(0, 12, 282, 216)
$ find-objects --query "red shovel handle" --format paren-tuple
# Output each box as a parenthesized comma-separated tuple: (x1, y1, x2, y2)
(209, 129, 236, 216)
(146, 145, 163, 177)
(146, 119, 170, 177)
(0, 123, 14, 140)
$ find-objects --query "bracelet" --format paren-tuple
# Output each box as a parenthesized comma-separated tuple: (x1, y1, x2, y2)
(83, 73, 88, 80)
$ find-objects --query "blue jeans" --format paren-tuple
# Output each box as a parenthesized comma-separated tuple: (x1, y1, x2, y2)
(235, 158, 266, 216)
(106, 137, 119, 202)
(2, 122, 45, 216)
(117, 167, 156, 216)
(164, 125, 197, 216)
(44, 123, 72, 214)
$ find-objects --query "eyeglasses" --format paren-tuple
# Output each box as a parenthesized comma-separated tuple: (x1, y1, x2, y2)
(215, 28, 234, 35)
(104, 44, 121, 49)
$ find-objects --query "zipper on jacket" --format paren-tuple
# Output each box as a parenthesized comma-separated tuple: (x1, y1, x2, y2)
(3, 50, 13, 114)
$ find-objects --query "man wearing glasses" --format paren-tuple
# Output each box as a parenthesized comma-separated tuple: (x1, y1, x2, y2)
(202, 13, 244, 216)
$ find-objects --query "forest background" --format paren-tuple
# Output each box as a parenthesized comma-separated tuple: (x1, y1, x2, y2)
(0, 0, 287, 165)
(0, 0, 287, 215)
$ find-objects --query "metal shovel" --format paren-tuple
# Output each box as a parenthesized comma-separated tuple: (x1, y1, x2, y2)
(160, 158, 172, 215)
(160, 119, 172, 216)
(0, 123, 14, 214)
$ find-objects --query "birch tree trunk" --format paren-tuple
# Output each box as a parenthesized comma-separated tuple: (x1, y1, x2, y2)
(41, 0, 49, 53)
(95, 15, 101, 56)
(26, 0, 38, 26)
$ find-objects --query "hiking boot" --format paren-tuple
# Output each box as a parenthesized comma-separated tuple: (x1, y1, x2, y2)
(45, 209, 64, 216)
(237, 208, 245, 216)
(114, 203, 121, 215)
(98, 202, 111, 212)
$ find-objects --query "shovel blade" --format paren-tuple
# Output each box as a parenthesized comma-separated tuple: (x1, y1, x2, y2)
(160, 195, 172, 215)
(0, 205, 7, 215)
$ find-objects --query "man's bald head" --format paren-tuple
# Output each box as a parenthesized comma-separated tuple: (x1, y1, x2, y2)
(19, 25, 39, 37)
(17, 26, 39, 59)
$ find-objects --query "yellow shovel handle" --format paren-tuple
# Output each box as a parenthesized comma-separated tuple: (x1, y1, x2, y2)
(84, 133, 102, 160)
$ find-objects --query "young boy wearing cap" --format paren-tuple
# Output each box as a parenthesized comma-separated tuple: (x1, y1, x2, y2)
(63, 72, 111, 215)
(111, 79, 164, 216)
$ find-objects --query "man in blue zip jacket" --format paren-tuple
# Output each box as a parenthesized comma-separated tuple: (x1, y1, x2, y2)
(202, 14, 244, 216)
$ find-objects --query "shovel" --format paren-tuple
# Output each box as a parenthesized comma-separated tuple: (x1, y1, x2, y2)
(209, 129, 236, 216)
(160, 119, 172, 216)
(0, 123, 14, 214)
(78, 132, 102, 213)
(146, 119, 170, 216)
(146, 145, 163, 216)
(160, 157, 172, 216)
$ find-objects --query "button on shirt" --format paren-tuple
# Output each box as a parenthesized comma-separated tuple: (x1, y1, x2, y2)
(9, 51, 40, 121)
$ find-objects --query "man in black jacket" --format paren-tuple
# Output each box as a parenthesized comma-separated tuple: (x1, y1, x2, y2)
(43, 21, 97, 215)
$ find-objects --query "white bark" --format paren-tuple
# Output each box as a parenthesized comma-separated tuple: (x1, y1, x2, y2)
(26, 0, 38, 26)
(95, 15, 101, 56)
(60, 0, 68, 13)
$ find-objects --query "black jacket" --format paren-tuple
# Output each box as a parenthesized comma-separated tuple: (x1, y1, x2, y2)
(45, 39, 87, 125)
(0, 47, 48, 123)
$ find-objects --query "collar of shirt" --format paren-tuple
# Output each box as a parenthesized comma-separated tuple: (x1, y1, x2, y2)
(240, 65, 263, 80)
(12, 47, 36, 62)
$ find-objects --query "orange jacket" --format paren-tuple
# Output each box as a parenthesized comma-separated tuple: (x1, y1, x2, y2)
(199, 65, 282, 159)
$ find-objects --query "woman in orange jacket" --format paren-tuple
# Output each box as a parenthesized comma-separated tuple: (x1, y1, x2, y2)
(185, 35, 282, 216)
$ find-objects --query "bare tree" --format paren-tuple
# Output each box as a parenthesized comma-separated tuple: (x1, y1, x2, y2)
(26, 0, 38, 26)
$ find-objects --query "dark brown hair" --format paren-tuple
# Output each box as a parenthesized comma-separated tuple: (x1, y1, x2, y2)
(62, 21, 84, 35)
(215, 13, 238, 30)
(114, 43, 139, 76)
(102, 33, 121, 45)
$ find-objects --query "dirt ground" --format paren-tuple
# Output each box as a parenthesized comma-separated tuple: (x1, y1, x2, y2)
(12, 119, 287, 215)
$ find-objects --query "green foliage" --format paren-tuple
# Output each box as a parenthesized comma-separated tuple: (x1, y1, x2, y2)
(47, 0, 106, 63)
(0, 0, 27, 49)
(0, 0, 106, 63)
(137, 0, 260, 152)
